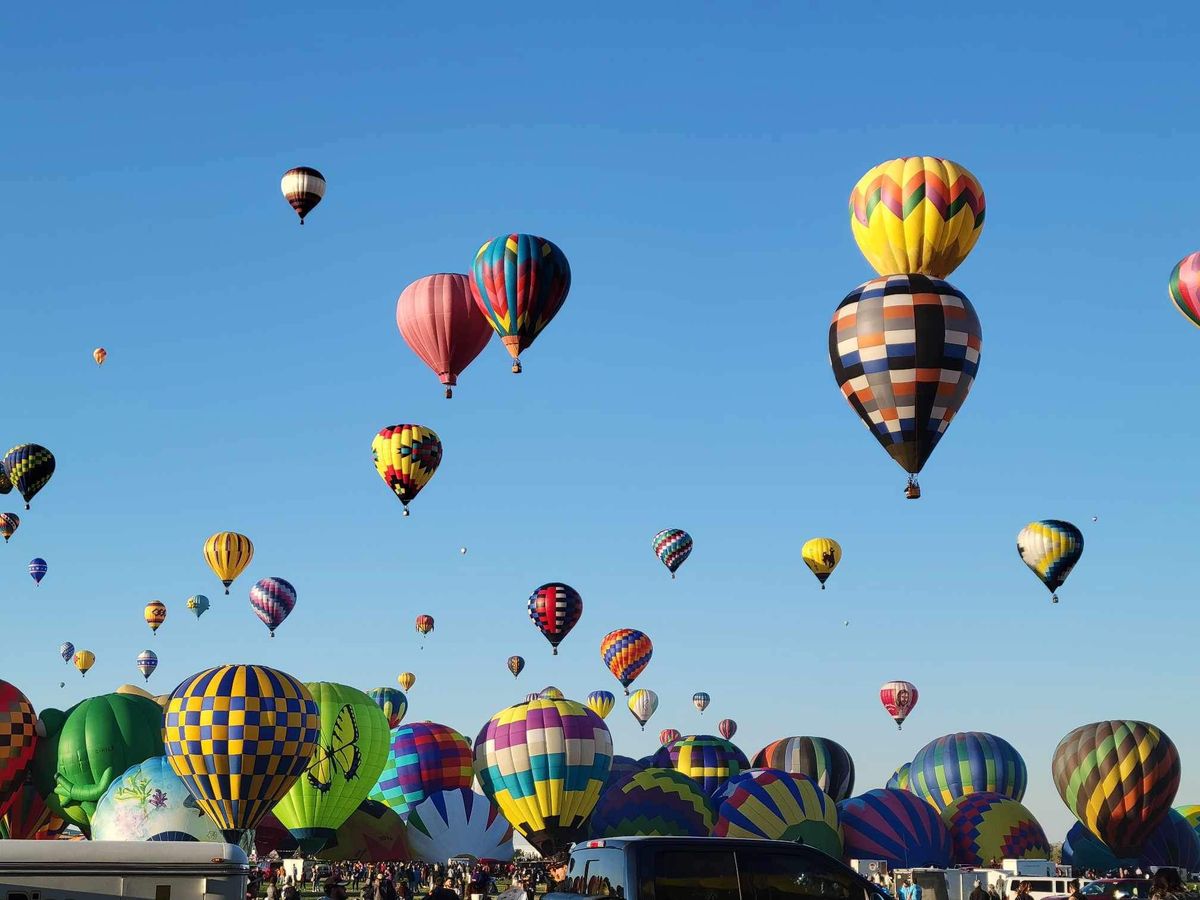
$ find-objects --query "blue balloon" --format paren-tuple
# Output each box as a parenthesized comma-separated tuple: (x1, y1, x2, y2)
(1141, 810, 1200, 871)
(1061, 822, 1137, 872)
(839, 789, 953, 869)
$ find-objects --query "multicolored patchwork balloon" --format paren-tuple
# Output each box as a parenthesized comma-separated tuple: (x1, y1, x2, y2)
(880, 680, 919, 729)
(886, 762, 912, 792)
(627, 689, 658, 731)
(473, 697, 612, 855)
(1017, 520, 1084, 603)
(589, 768, 717, 839)
(249, 576, 296, 636)
(370, 722, 473, 817)
(586, 691, 615, 720)
(651, 734, 749, 798)
(849, 156, 986, 279)
(163, 664, 319, 842)
(469, 234, 571, 374)
(1, 444, 55, 509)
(0, 681, 37, 820)
(600, 628, 653, 694)
(1061, 820, 1137, 872)
(1052, 720, 1180, 857)
(652, 529, 693, 578)
(397, 273, 494, 398)
(801, 538, 841, 589)
(1169, 251, 1200, 329)
(366, 688, 407, 729)
(829, 275, 982, 496)
(371, 424, 443, 516)
(713, 769, 843, 856)
(909, 732, 1027, 813)
(527, 582, 583, 655)
(941, 792, 1050, 867)
(659, 728, 681, 747)
(838, 788, 952, 869)
(751, 736, 855, 802)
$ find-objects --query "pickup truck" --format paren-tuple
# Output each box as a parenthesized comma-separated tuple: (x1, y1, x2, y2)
(541, 835, 883, 900)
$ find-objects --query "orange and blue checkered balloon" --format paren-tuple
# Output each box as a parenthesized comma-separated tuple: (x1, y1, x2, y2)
(163, 664, 319, 840)
(652, 529, 693, 578)
(0, 680, 37, 820)
(600, 628, 653, 693)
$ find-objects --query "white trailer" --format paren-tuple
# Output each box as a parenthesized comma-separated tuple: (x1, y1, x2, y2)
(0, 841, 249, 899)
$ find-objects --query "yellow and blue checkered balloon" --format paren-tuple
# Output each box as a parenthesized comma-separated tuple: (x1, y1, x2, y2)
(163, 664, 319, 840)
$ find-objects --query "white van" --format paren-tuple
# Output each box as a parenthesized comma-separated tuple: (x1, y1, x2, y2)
(0, 841, 249, 899)
(1000, 874, 1078, 900)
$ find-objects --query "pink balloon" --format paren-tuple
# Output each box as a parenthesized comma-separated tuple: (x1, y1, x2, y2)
(719, 718, 737, 740)
(397, 274, 493, 398)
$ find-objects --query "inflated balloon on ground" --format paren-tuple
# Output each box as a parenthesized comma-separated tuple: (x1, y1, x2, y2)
(406, 788, 514, 863)
(713, 770, 843, 857)
(370, 722, 473, 817)
(652, 734, 749, 797)
(838, 788, 952, 869)
(751, 736, 855, 802)
(589, 768, 716, 838)
(91, 756, 223, 842)
(908, 732, 1027, 812)
(941, 792, 1050, 866)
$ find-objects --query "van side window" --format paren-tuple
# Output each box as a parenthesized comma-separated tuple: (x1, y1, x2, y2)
(567, 852, 626, 898)
(652, 850, 739, 900)
(736, 849, 858, 900)
(8, 894, 29, 900)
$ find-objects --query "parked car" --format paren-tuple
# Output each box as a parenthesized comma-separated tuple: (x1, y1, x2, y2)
(1044, 879, 1153, 900)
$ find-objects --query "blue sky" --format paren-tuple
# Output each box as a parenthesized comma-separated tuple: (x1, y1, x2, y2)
(3, 4, 1198, 839)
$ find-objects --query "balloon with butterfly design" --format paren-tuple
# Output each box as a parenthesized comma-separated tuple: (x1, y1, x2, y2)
(271, 682, 391, 855)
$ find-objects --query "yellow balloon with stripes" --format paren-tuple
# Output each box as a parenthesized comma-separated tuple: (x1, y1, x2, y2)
(801, 538, 842, 589)
(203, 531, 254, 595)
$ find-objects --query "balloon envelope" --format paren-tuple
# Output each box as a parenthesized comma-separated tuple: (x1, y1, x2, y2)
(600, 629, 653, 692)
(371, 424, 443, 513)
(652, 735, 749, 798)
(92, 756, 223, 842)
(406, 788, 514, 863)
(2, 444, 55, 509)
(839, 788, 952, 869)
(652, 529, 693, 577)
(1169, 251, 1200, 329)
(1140, 808, 1200, 871)
(589, 768, 716, 838)
(751, 736, 855, 802)
(1061, 821, 1136, 872)
(1017, 520, 1084, 600)
(713, 770, 843, 857)
(397, 273, 493, 397)
(941, 792, 1050, 867)
(527, 583, 583, 654)
(370, 722, 473, 817)
(586, 691, 615, 720)
(321, 799, 411, 863)
(880, 681, 919, 729)
(0, 681, 37, 820)
(506, 656, 525, 678)
(367, 688, 408, 729)
(186, 595, 210, 619)
(202, 532, 253, 594)
(800, 538, 841, 587)
(909, 732, 1027, 813)
(280, 166, 325, 223)
(886, 763, 912, 792)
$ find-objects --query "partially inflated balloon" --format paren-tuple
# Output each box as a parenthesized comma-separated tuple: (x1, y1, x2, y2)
(406, 788, 514, 863)
(506, 656, 525, 679)
(398, 273, 493, 398)
(909, 732, 1027, 813)
(280, 166, 325, 224)
(473, 698, 612, 855)
(713, 770, 843, 856)
(829, 275, 982, 494)
(652, 529, 693, 578)
(839, 788, 952, 869)
(163, 664, 319, 842)
(527, 583, 583, 655)
(941, 792, 1050, 867)
(0, 513, 18, 542)
(273, 682, 391, 853)
(371, 425, 443, 516)
(136, 650, 157, 681)
(652, 735, 749, 798)
(886, 763, 912, 792)
(1169, 251, 1200, 329)
(91, 755, 223, 842)
(320, 799, 409, 863)
(880, 680, 919, 729)
(203, 531, 254, 595)
(1052, 720, 1180, 857)
(751, 736, 855, 802)
(144, 601, 166, 634)
(0, 681, 37, 820)
(628, 689, 658, 731)
(397, 672, 416, 692)
(659, 729, 681, 747)
(370, 722, 473, 817)
(587, 691, 615, 720)
(692, 692, 710, 714)
(73, 650, 95, 677)
(849, 157, 985, 279)
(801, 538, 841, 589)
(589, 768, 716, 839)
(1017, 520, 1083, 603)
(367, 688, 408, 729)
(249, 576, 296, 636)
(2, 444, 55, 509)
(470, 234, 571, 373)
(186, 594, 210, 619)
(600, 628, 652, 694)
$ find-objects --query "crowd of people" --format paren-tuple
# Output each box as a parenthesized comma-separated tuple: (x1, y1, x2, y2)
(246, 857, 552, 900)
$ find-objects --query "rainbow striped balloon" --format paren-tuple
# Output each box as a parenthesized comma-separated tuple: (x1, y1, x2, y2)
(1169, 251, 1200, 329)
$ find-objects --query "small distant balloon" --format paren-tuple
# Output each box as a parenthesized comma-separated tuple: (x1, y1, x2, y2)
(249, 577, 296, 637)
(652, 529, 693, 579)
(415, 615, 435, 640)
(3, 444, 56, 510)
(73, 650, 95, 677)
(28, 558, 47, 586)
(144, 600, 167, 634)
(628, 689, 659, 731)
(507, 656, 525, 679)
(1092, 516, 1099, 523)
(59, 642, 74, 664)
(280, 166, 326, 224)
(693, 692, 710, 714)
(460, 547, 467, 555)
(398, 672, 416, 692)
(0, 513, 19, 543)
(186, 594, 210, 619)
(719, 719, 737, 740)
(93, 348, 107, 366)
(136, 650, 158, 681)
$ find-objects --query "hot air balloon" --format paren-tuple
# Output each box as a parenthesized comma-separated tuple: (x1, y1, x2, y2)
(1169, 251, 1200, 329)
(659, 729, 681, 747)
(600, 628, 653, 694)
(406, 788, 514, 863)
(136, 650, 158, 681)
(523, 692, 540, 703)
(719, 719, 737, 741)
(909, 732, 1027, 813)
(163, 664, 320, 843)
(249, 576, 296, 637)
(587, 691, 615, 720)
(59, 642, 74, 664)
(1140, 809, 1200, 871)
(397, 273, 494, 398)
(0, 681, 37, 820)
(751, 736, 856, 802)
(415, 614, 435, 643)
(1017, 520, 1084, 603)
(319, 799, 405, 862)
(186, 594, 210, 619)
(2, 781, 66, 840)
(607, 756, 649, 790)
(473, 697, 612, 854)
(2, 444, 55, 509)
(369, 722, 473, 817)
(273, 682, 391, 854)
(651, 529, 693, 579)
(1178, 804, 1200, 837)
(713, 770, 843, 856)
(32, 692, 164, 835)
(941, 792, 1051, 867)
(829, 275, 983, 498)
(0, 512, 19, 542)
(371, 424, 443, 516)
(1052, 720, 1180, 857)
(589, 768, 717, 839)
(93, 348, 107, 366)
(506, 656, 525, 679)
(280, 166, 325, 224)
(652, 735, 749, 798)
(202, 531, 254, 595)
(692, 692, 710, 714)
(880, 680, 919, 729)
(73, 650, 94, 677)
(838, 788, 953, 869)
(469, 233, 571, 374)
(1061, 820, 1138, 872)
(539, 686, 564, 700)
(849, 157, 986, 279)
(91, 755, 224, 842)
(886, 762, 912, 792)
(801, 538, 842, 589)
(366, 688, 408, 729)
(26, 557, 47, 586)
(628, 689, 658, 731)
(527, 582, 583, 655)
(0, 465, 8, 496)
(144, 600, 167, 634)
(397, 672, 416, 692)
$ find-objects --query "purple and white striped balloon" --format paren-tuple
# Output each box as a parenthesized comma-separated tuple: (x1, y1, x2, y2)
(249, 576, 296, 637)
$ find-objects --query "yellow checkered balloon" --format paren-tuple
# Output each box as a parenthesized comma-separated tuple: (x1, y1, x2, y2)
(163, 664, 319, 840)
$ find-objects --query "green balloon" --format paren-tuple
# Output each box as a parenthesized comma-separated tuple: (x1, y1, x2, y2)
(272, 682, 390, 854)
(32, 693, 164, 836)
